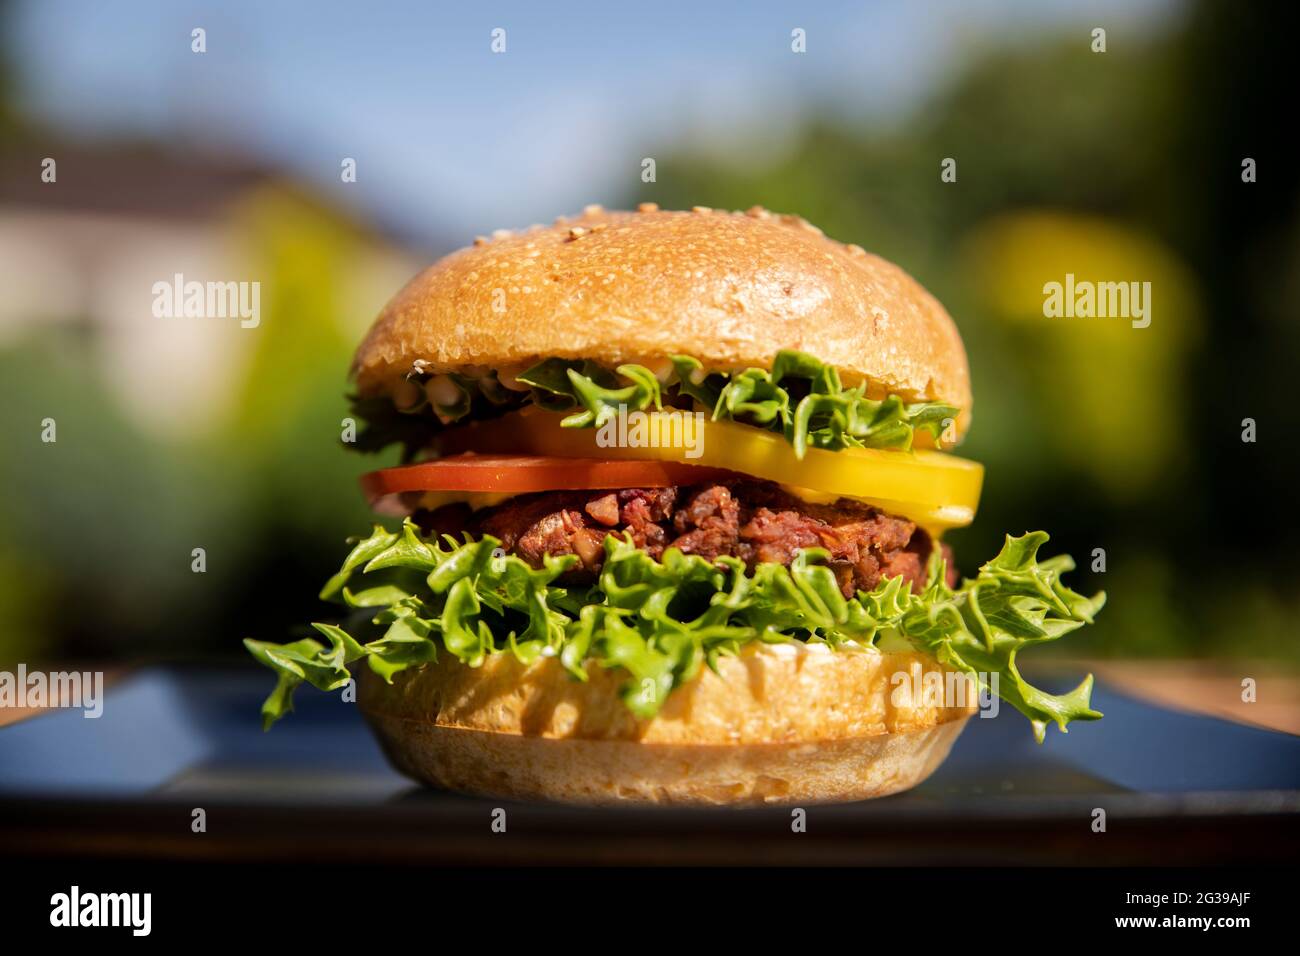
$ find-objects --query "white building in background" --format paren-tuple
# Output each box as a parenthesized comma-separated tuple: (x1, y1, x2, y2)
(0, 145, 427, 440)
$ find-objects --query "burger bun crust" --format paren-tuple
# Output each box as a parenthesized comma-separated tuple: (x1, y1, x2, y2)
(358, 641, 975, 806)
(351, 206, 972, 436)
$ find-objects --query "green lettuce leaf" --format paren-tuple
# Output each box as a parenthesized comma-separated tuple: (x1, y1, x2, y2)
(712, 350, 958, 457)
(347, 350, 959, 460)
(247, 524, 1103, 736)
(560, 363, 662, 429)
(526, 349, 957, 458)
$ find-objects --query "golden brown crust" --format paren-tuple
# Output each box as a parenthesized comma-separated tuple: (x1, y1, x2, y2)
(366, 715, 967, 806)
(357, 642, 977, 805)
(351, 206, 972, 435)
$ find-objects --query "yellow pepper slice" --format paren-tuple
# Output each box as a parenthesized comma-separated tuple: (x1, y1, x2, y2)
(435, 408, 983, 531)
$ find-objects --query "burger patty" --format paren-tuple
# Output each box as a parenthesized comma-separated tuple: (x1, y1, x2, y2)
(416, 480, 956, 598)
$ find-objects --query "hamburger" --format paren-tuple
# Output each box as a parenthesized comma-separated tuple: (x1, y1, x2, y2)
(245, 204, 1104, 805)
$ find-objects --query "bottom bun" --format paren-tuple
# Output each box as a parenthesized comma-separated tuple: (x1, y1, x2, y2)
(358, 642, 976, 806)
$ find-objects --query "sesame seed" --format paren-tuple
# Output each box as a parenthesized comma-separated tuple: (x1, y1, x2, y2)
(637, 202, 659, 212)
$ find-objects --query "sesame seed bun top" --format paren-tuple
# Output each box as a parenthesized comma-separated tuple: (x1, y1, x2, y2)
(351, 205, 972, 434)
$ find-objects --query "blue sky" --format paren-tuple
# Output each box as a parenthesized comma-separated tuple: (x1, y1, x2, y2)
(7, 0, 1180, 242)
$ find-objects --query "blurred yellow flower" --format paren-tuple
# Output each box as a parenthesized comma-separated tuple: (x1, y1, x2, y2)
(962, 212, 1200, 499)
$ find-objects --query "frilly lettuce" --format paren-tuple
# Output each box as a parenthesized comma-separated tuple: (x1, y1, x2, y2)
(523, 350, 956, 458)
(348, 350, 957, 460)
(246, 525, 1103, 739)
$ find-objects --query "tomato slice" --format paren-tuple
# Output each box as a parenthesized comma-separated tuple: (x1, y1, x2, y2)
(434, 408, 984, 531)
(360, 454, 742, 512)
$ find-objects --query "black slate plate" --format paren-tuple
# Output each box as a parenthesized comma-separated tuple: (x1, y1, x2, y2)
(2, 667, 1298, 865)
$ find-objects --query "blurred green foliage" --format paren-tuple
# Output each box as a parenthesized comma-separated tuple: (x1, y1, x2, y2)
(0, 186, 378, 667)
(2, 0, 1297, 668)
(639, 2, 1300, 663)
